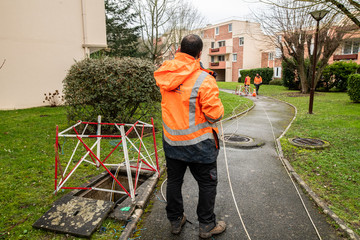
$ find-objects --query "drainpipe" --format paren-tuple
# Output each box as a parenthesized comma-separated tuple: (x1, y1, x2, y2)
(81, 0, 89, 57)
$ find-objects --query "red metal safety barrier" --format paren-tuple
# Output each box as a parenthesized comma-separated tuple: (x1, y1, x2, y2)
(54, 119, 160, 202)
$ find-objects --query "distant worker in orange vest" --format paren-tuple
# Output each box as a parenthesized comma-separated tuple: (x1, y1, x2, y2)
(244, 75, 251, 95)
(254, 73, 263, 95)
(154, 34, 226, 239)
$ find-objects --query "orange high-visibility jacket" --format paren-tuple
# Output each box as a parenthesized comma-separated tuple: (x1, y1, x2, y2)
(244, 76, 251, 85)
(254, 76, 262, 84)
(154, 52, 224, 163)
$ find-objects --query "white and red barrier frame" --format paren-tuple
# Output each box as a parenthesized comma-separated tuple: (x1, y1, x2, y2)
(54, 117, 159, 203)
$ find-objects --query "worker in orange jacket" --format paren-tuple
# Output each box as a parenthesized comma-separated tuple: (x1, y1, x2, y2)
(254, 73, 263, 95)
(154, 34, 226, 239)
(244, 75, 251, 95)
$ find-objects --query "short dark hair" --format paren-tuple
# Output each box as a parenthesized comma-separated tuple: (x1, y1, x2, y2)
(180, 34, 203, 58)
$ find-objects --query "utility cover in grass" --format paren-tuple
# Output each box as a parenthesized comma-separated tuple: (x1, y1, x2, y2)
(33, 195, 114, 237)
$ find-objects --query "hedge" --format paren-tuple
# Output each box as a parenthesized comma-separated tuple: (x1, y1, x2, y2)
(348, 74, 360, 103)
(63, 57, 161, 124)
(238, 68, 273, 84)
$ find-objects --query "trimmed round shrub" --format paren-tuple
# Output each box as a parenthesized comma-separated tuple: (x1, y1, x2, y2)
(347, 74, 360, 103)
(63, 57, 161, 124)
(321, 61, 359, 92)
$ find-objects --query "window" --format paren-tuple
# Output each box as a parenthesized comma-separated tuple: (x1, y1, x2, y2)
(211, 56, 215, 62)
(274, 67, 282, 78)
(218, 55, 225, 61)
(218, 41, 225, 47)
(211, 42, 215, 49)
(229, 23, 232, 32)
(233, 53, 237, 62)
(238, 69, 242, 78)
(343, 39, 360, 54)
(215, 27, 219, 35)
(201, 31, 204, 38)
(277, 35, 282, 43)
(269, 52, 274, 60)
(239, 37, 244, 46)
(275, 47, 282, 58)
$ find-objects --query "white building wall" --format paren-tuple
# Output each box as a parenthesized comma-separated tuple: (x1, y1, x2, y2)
(0, 0, 106, 110)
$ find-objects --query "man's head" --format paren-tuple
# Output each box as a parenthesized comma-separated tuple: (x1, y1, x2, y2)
(256, 73, 259, 76)
(180, 34, 203, 59)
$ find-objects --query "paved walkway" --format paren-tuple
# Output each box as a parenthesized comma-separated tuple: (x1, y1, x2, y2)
(139, 94, 340, 239)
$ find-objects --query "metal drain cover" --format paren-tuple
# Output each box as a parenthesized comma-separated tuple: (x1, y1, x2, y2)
(221, 134, 264, 149)
(289, 137, 330, 149)
(225, 135, 251, 143)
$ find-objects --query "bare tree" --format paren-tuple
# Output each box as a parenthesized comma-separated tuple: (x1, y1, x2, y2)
(135, 0, 205, 63)
(259, 1, 350, 93)
(136, 0, 177, 63)
(261, 0, 360, 28)
(166, 1, 205, 58)
(300, 0, 360, 28)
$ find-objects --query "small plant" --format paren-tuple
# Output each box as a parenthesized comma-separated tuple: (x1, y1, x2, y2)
(347, 74, 360, 103)
(43, 90, 64, 107)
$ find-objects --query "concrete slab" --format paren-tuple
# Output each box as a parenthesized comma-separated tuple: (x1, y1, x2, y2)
(32, 195, 114, 237)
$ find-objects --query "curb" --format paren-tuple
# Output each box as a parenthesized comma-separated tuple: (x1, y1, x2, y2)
(268, 96, 360, 240)
(119, 166, 166, 240)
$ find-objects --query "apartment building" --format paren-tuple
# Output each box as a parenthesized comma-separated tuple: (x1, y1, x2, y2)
(200, 20, 272, 82)
(0, 0, 107, 110)
(329, 31, 360, 64)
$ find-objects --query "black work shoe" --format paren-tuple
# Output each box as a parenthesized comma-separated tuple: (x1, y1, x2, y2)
(199, 221, 226, 239)
(170, 215, 186, 235)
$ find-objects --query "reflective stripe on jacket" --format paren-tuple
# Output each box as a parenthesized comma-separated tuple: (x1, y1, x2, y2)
(154, 52, 224, 163)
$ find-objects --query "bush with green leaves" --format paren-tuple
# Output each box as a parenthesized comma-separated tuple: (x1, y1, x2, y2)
(238, 68, 273, 84)
(63, 57, 161, 124)
(320, 61, 359, 92)
(347, 74, 360, 103)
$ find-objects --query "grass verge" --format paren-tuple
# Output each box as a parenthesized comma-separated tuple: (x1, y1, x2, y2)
(218, 83, 360, 236)
(0, 90, 248, 239)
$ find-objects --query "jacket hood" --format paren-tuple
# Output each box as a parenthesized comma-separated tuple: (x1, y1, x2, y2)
(154, 52, 201, 91)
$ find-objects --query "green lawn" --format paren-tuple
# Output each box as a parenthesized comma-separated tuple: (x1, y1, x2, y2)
(0, 90, 245, 239)
(218, 83, 360, 236)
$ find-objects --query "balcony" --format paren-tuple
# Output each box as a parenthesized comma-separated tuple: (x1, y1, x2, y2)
(209, 46, 232, 55)
(333, 53, 358, 61)
(209, 61, 226, 69)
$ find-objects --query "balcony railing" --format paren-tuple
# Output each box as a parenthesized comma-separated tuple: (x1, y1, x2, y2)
(209, 46, 232, 55)
(333, 53, 358, 61)
(209, 61, 226, 69)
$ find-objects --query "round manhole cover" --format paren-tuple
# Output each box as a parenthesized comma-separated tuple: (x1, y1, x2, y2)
(224, 134, 251, 143)
(221, 134, 264, 149)
(289, 137, 330, 149)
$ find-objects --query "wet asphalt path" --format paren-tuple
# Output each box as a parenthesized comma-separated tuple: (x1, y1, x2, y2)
(139, 94, 340, 240)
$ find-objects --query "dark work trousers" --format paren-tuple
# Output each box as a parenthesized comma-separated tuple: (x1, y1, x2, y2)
(254, 84, 260, 95)
(165, 156, 217, 227)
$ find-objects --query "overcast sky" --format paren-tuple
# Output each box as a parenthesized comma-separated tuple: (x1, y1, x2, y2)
(191, 0, 267, 25)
